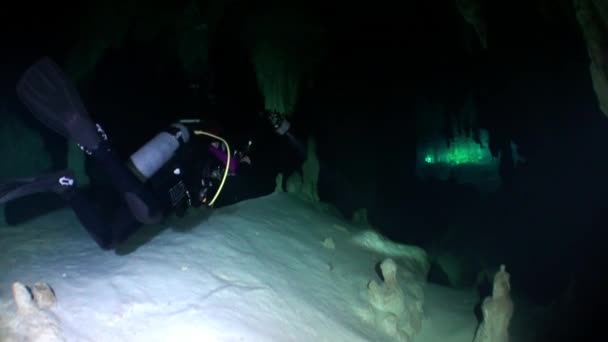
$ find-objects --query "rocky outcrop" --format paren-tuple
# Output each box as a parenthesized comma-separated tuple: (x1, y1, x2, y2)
(363, 258, 425, 342)
(1, 282, 64, 342)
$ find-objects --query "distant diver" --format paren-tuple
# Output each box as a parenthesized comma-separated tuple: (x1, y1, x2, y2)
(0, 57, 253, 250)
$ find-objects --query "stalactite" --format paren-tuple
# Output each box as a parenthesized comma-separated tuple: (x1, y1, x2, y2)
(454, 0, 488, 49)
(252, 41, 302, 116)
(65, 0, 135, 82)
(245, 6, 324, 116)
(65, 0, 213, 83)
(574, 0, 608, 117)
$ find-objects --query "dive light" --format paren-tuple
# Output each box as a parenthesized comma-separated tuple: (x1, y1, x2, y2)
(266, 111, 291, 135)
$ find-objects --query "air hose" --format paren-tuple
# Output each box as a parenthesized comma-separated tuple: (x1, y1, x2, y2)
(193, 130, 230, 207)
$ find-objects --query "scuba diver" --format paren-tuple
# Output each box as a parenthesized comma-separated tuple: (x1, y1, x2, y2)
(0, 57, 254, 250)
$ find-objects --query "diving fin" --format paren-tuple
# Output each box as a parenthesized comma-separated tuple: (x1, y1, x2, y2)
(16, 57, 102, 151)
(0, 170, 76, 204)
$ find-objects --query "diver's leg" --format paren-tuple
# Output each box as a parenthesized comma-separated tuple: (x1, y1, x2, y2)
(16, 57, 162, 224)
(1, 171, 73, 225)
(0, 170, 115, 249)
(61, 189, 115, 250)
(0, 170, 76, 205)
(89, 140, 162, 224)
(62, 186, 146, 249)
(0, 168, 146, 249)
(108, 201, 145, 246)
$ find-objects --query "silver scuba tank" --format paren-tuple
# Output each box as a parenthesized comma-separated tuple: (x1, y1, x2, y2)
(129, 123, 190, 180)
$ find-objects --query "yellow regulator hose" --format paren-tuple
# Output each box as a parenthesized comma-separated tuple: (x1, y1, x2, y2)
(193, 130, 231, 207)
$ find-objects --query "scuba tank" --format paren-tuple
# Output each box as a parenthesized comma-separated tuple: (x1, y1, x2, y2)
(128, 123, 191, 180)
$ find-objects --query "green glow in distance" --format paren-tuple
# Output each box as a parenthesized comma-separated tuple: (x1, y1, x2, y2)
(423, 133, 494, 166)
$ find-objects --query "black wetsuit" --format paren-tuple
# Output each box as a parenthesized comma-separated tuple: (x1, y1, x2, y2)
(61, 131, 218, 250)
(5, 57, 230, 250)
